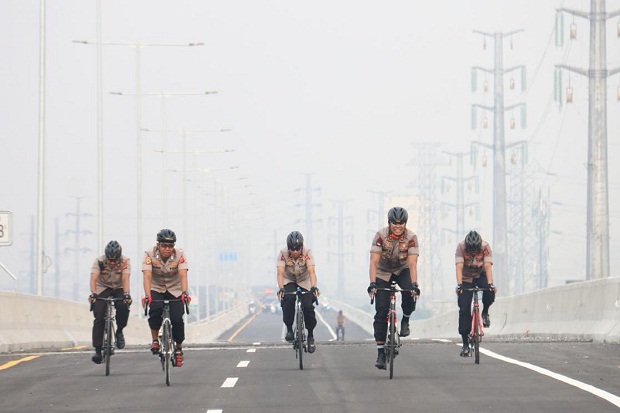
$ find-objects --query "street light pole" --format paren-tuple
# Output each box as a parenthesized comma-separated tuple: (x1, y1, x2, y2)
(74, 40, 203, 299)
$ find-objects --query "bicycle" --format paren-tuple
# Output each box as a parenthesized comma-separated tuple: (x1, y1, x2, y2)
(464, 286, 490, 364)
(93, 296, 124, 376)
(282, 288, 317, 370)
(371, 281, 416, 379)
(145, 298, 189, 386)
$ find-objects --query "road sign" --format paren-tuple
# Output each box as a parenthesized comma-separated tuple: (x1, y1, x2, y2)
(0, 211, 13, 246)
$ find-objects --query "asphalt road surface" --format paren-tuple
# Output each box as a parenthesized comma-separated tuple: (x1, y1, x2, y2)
(1, 308, 619, 413)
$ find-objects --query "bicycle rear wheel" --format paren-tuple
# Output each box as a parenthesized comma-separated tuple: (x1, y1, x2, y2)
(388, 314, 397, 379)
(297, 309, 305, 370)
(104, 320, 112, 376)
(162, 320, 172, 385)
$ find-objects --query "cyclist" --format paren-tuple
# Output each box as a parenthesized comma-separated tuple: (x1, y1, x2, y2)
(335, 310, 346, 340)
(367, 206, 420, 370)
(455, 230, 496, 357)
(277, 231, 320, 353)
(89, 240, 132, 364)
(142, 229, 191, 367)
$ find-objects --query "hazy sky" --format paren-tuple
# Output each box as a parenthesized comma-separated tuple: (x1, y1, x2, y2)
(2, 1, 620, 305)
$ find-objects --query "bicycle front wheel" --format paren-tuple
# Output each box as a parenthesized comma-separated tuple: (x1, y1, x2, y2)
(297, 310, 305, 370)
(388, 315, 397, 379)
(473, 310, 481, 364)
(162, 320, 172, 385)
(104, 320, 113, 376)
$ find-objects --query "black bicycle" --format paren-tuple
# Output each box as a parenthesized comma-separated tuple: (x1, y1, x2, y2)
(145, 299, 189, 386)
(95, 297, 124, 376)
(283, 288, 317, 370)
(371, 281, 416, 379)
(464, 286, 490, 364)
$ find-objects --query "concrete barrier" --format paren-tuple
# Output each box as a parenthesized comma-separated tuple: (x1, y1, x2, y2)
(0, 291, 248, 353)
(2, 277, 620, 353)
(331, 277, 620, 343)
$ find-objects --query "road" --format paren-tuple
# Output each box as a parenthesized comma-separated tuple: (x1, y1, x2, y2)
(1, 308, 619, 413)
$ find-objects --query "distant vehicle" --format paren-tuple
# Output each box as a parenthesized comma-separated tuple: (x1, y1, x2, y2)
(248, 301, 257, 315)
(262, 298, 280, 314)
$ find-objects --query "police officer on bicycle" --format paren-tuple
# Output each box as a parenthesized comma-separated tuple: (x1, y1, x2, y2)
(367, 207, 420, 370)
(142, 229, 191, 367)
(89, 240, 132, 364)
(277, 231, 320, 353)
(455, 230, 496, 357)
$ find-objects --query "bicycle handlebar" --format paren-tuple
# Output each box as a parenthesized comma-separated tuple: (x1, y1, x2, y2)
(281, 288, 319, 305)
(369, 285, 418, 305)
(143, 298, 190, 316)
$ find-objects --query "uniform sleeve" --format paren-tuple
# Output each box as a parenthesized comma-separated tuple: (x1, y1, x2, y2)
(407, 233, 419, 256)
(91, 258, 101, 275)
(455, 243, 465, 264)
(276, 249, 286, 268)
(482, 242, 493, 263)
(142, 252, 152, 271)
(121, 257, 131, 275)
(178, 249, 189, 270)
(370, 231, 383, 254)
(305, 249, 315, 266)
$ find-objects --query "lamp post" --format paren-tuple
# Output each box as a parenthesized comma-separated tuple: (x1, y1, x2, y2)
(114, 91, 218, 226)
(75, 39, 203, 299)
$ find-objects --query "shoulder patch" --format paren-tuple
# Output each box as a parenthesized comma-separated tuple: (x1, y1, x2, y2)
(179, 256, 186, 264)
(375, 236, 384, 247)
(408, 238, 416, 248)
(145, 257, 152, 265)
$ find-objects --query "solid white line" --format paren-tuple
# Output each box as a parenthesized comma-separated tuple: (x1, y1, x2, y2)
(221, 377, 238, 388)
(206, 410, 222, 413)
(315, 310, 337, 340)
(237, 360, 250, 367)
(480, 347, 620, 408)
(247, 348, 257, 353)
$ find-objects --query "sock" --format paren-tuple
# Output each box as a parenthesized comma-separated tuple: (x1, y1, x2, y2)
(377, 345, 385, 355)
(95, 346, 102, 355)
(462, 335, 468, 347)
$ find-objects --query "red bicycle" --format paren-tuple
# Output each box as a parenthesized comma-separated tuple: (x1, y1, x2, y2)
(464, 286, 490, 364)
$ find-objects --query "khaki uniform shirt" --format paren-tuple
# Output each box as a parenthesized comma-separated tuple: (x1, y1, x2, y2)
(276, 247, 315, 291)
(90, 255, 131, 294)
(455, 240, 493, 282)
(370, 227, 419, 281)
(142, 246, 189, 297)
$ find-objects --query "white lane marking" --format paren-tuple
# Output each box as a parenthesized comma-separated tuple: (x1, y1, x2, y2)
(252, 342, 261, 346)
(237, 360, 250, 367)
(480, 347, 620, 408)
(206, 410, 222, 413)
(221, 377, 238, 388)
(247, 348, 257, 353)
(432, 338, 452, 343)
(315, 310, 337, 340)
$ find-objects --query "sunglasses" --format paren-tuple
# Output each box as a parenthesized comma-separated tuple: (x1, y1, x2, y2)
(389, 221, 406, 225)
(159, 243, 175, 249)
(108, 259, 119, 264)
(289, 246, 302, 251)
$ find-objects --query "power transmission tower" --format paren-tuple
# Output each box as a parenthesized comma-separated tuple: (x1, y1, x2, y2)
(554, 0, 620, 279)
(441, 151, 479, 244)
(327, 200, 353, 300)
(534, 188, 551, 289)
(471, 28, 526, 292)
(65, 197, 92, 301)
(409, 143, 445, 305)
(295, 173, 321, 246)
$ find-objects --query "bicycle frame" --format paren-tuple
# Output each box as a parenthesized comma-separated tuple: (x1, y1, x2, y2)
(371, 281, 415, 379)
(95, 297, 123, 376)
(283, 287, 317, 370)
(465, 286, 487, 364)
(147, 298, 189, 386)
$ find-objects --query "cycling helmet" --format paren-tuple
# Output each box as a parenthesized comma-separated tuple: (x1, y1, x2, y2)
(388, 207, 408, 224)
(286, 231, 304, 251)
(105, 240, 122, 260)
(157, 228, 177, 243)
(464, 230, 482, 253)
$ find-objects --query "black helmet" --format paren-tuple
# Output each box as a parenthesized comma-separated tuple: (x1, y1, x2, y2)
(388, 207, 408, 224)
(464, 230, 482, 253)
(286, 231, 304, 251)
(105, 240, 122, 260)
(157, 229, 177, 243)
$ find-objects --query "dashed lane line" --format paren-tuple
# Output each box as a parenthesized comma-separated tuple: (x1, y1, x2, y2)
(0, 355, 40, 370)
(221, 377, 238, 388)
